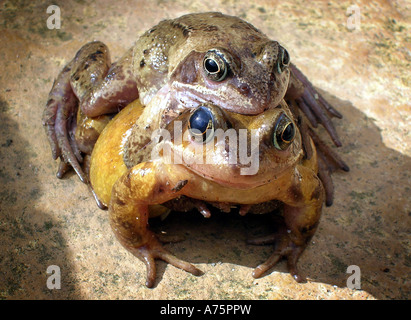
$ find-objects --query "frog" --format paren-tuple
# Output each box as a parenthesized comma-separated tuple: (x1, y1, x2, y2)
(42, 12, 349, 287)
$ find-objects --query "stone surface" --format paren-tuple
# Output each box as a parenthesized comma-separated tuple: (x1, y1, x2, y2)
(0, 0, 409, 299)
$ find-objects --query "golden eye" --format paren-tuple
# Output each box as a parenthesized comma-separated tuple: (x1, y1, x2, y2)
(273, 113, 295, 150)
(188, 106, 215, 143)
(203, 50, 228, 81)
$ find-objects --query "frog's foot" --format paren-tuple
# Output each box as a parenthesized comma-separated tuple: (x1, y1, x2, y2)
(248, 226, 307, 282)
(128, 235, 203, 288)
(43, 65, 88, 183)
(288, 63, 343, 147)
(286, 64, 349, 206)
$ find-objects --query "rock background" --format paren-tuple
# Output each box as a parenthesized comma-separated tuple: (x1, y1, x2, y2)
(0, 0, 409, 299)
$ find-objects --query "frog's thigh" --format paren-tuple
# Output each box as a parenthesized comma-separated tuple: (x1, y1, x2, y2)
(70, 41, 110, 104)
(252, 165, 324, 281)
(70, 41, 138, 117)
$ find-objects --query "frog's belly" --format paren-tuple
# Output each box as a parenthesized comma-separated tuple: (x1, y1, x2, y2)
(90, 99, 144, 207)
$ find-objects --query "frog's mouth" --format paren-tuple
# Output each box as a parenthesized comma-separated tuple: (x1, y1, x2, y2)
(172, 78, 288, 117)
(184, 156, 299, 190)
(170, 127, 302, 189)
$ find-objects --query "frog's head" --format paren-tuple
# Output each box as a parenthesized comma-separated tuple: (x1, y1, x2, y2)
(135, 12, 291, 114)
(159, 100, 303, 188)
(168, 12, 291, 115)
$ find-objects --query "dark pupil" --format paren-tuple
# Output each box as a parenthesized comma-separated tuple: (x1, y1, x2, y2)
(205, 58, 219, 73)
(282, 123, 295, 142)
(190, 107, 212, 134)
(283, 49, 290, 65)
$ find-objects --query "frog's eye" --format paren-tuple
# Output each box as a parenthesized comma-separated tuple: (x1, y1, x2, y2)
(273, 114, 295, 150)
(277, 46, 290, 74)
(188, 106, 215, 143)
(203, 50, 228, 82)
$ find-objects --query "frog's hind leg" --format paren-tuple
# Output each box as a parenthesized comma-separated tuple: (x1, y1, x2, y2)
(249, 165, 324, 282)
(43, 42, 112, 182)
(43, 41, 139, 183)
(43, 62, 87, 182)
(70, 41, 139, 118)
(109, 163, 203, 288)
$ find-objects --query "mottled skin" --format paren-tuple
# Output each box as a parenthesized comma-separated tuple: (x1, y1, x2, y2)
(42, 12, 348, 287)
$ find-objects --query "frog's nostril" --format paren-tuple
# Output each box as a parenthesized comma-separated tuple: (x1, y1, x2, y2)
(239, 83, 251, 96)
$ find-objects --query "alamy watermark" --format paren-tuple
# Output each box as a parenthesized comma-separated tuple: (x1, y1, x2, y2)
(346, 4, 361, 31)
(346, 265, 361, 289)
(46, 5, 61, 30)
(46, 265, 61, 289)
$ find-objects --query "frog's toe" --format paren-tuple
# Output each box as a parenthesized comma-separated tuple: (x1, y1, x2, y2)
(156, 247, 203, 277)
(247, 233, 278, 245)
(308, 127, 349, 206)
(286, 245, 306, 283)
(291, 64, 342, 119)
(252, 247, 306, 282)
(156, 232, 186, 244)
(55, 99, 87, 183)
(131, 239, 202, 288)
(56, 160, 70, 179)
(46, 101, 87, 183)
(296, 93, 342, 148)
(290, 64, 342, 147)
(252, 251, 282, 279)
(250, 231, 307, 282)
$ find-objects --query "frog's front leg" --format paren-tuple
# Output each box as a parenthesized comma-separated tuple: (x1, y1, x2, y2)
(42, 41, 139, 182)
(250, 165, 324, 282)
(109, 162, 202, 288)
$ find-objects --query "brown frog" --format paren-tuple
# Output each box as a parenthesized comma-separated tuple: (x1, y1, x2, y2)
(42, 12, 348, 287)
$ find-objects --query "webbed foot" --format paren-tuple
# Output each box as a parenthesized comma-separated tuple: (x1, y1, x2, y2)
(128, 233, 203, 288)
(286, 63, 350, 206)
(43, 65, 88, 182)
(248, 225, 306, 282)
(289, 63, 343, 147)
